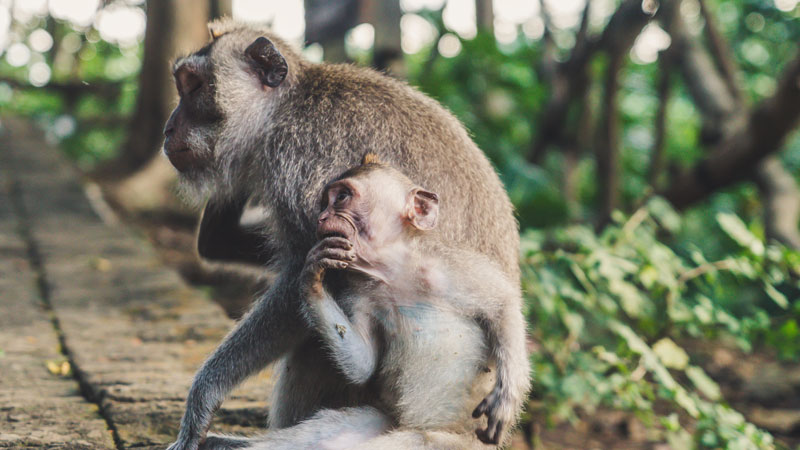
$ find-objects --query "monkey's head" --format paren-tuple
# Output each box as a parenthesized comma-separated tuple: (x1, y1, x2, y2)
(163, 19, 299, 199)
(316, 155, 439, 250)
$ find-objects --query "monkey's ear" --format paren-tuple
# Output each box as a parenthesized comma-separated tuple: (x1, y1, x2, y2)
(245, 37, 288, 88)
(208, 23, 225, 40)
(408, 188, 439, 231)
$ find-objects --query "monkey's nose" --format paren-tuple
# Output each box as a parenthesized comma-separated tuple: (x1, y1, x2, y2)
(164, 123, 175, 137)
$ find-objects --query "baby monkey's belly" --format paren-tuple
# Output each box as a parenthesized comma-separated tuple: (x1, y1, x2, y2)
(378, 304, 491, 431)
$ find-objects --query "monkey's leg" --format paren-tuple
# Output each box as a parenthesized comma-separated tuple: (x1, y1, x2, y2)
(351, 429, 487, 450)
(267, 338, 368, 428)
(198, 434, 253, 450)
(168, 264, 307, 450)
(239, 407, 391, 450)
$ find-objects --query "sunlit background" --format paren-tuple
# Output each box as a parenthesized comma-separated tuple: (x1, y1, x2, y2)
(2, 0, 755, 86)
(3, 1, 800, 448)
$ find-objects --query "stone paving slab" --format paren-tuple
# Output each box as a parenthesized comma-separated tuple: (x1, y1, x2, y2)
(0, 118, 271, 448)
(0, 146, 115, 448)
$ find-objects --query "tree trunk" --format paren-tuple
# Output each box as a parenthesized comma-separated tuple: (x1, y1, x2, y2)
(476, 0, 493, 33)
(305, 0, 359, 63)
(596, 52, 624, 226)
(210, 0, 233, 19)
(97, 0, 210, 179)
(371, 0, 404, 76)
(755, 157, 800, 250)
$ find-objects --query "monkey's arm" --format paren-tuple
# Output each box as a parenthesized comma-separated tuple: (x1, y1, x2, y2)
(168, 264, 306, 450)
(299, 237, 378, 385)
(302, 290, 378, 385)
(452, 258, 531, 445)
(197, 194, 275, 266)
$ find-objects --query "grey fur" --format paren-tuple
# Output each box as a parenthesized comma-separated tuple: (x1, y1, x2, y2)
(165, 18, 527, 450)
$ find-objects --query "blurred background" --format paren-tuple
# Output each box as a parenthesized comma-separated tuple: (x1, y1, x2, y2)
(1, 0, 800, 448)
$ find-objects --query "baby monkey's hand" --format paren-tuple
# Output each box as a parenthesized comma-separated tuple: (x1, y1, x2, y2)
(473, 383, 513, 445)
(300, 236, 356, 296)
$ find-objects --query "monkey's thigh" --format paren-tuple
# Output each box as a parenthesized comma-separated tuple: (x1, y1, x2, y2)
(392, 307, 489, 430)
(268, 336, 371, 429)
(242, 407, 391, 450)
(350, 428, 486, 450)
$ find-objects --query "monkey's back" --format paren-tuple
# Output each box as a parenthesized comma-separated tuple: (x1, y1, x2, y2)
(264, 62, 520, 280)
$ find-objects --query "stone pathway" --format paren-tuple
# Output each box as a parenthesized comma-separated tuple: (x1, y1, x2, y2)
(0, 118, 271, 449)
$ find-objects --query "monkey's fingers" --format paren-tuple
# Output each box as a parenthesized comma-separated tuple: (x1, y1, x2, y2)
(316, 258, 349, 271)
(475, 418, 503, 445)
(472, 398, 489, 419)
(166, 440, 199, 450)
(317, 236, 354, 250)
(316, 247, 356, 263)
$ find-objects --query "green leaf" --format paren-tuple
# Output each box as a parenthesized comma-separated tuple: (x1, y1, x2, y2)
(686, 366, 722, 401)
(764, 283, 789, 309)
(639, 265, 659, 289)
(717, 212, 765, 256)
(652, 338, 689, 370)
(609, 279, 646, 318)
(648, 197, 681, 232)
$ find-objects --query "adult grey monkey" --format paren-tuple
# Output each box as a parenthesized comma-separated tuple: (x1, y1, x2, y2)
(163, 18, 528, 450)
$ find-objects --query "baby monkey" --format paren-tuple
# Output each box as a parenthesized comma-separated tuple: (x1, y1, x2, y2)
(298, 155, 530, 447)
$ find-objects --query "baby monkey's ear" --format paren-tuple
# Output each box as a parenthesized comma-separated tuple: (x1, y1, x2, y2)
(407, 188, 439, 231)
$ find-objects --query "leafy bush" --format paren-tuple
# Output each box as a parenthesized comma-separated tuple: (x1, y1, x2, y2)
(521, 198, 800, 448)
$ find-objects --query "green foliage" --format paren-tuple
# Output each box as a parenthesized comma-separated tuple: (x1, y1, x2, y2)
(521, 198, 800, 448)
(0, 16, 138, 169)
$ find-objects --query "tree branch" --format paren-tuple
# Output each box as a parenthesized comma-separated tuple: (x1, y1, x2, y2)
(648, 0, 682, 188)
(0, 77, 123, 98)
(527, 0, 654, 164)
(755, 157, 800, 249)
(661, 51, 800, 209)
(668, 13, 740, 142)
(527, 1, 592, 164)
(695, 0, 800, 248)
(697, 0, 742, 103)
(648, 49, 673, 188)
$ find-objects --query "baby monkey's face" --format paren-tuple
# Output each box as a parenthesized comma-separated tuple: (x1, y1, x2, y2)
(316, 178, 366, 242)
(316, 168, 440, 251)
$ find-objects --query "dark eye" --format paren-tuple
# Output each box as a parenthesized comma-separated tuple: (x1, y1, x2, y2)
(335, 191, 350, 205)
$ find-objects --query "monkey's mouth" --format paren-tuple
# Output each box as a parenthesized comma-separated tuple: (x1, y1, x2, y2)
(320, 231, 347, 239)
(164, 147, 196, 172)
(316, 222, 355, 241)
(316, 213, 359, 242)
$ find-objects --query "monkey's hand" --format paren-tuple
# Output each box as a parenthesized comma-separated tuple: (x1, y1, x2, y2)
(300, 236, 355, 297)
(472, 384, 514, 445)
(166, 417, 209, 450)
(165, 435, 200, 450)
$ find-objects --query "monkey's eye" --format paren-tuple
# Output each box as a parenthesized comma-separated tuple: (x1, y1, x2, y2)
(334, 191, 351, 205)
